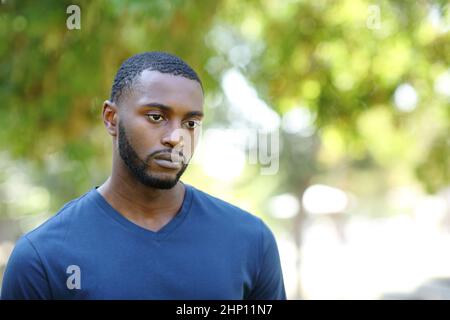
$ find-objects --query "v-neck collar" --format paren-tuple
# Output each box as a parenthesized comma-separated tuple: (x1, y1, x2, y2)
(90, 182, 193, 241)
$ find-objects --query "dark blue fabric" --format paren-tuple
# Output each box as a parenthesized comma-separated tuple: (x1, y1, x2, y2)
(1, 184, 286, 300)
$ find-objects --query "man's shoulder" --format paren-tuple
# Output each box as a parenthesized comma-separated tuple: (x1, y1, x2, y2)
(189, 184, 266, 228)
(24, 189, 94, 244)
(189, 185, 278, 259)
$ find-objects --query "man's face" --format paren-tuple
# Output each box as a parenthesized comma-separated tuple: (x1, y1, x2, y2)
(115, 70, 204, 189)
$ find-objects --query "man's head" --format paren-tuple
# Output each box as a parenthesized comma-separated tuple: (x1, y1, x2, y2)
(102, 52, 204, 189)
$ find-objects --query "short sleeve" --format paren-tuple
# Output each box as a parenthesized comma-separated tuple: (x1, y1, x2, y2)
(246, 219, 287, 300)
(1, 236, 52, 300)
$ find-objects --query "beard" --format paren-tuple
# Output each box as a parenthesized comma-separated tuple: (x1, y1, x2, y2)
(118, 122, 188, 189)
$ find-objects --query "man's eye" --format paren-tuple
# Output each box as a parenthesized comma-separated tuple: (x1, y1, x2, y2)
(184, 120, 201, 129)
(147, 114, 164, 122)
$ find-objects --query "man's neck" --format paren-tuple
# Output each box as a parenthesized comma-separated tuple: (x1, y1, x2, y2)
(96, 173, 185, 230)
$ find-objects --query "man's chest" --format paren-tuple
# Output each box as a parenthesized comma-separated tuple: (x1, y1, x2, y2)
(46, 241, 251, 299)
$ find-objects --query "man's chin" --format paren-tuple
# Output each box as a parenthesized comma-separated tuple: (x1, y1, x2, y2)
(151, 182, 178, 190)
(133, 163, 187, 189)
(138, 174, 180, 189)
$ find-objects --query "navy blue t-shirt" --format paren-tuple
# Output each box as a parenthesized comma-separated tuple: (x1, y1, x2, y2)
(1, 183, 286, 300)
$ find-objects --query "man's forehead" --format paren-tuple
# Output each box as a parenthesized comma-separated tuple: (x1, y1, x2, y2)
(137, 70, 202, 94)
(132, 70, 204, 109)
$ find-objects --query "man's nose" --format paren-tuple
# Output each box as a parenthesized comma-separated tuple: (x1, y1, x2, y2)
(161, 128, 185, 149)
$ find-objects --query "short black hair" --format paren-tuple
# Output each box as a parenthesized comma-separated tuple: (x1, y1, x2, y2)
(110, 51, 203, 103)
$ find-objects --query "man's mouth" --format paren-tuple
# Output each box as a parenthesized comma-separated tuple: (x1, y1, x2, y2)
(152, 152, 184, 170)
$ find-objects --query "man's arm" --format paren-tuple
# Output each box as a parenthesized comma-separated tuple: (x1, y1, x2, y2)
(246, 219, 287, 300)
(1, 236, 52, 300)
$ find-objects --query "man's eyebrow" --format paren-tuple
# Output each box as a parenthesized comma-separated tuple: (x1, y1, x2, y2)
(141, 103, 204, 118)
(186, 111, 204, 118)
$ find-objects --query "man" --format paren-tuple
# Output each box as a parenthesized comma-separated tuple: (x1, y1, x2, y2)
(1, 52, 286, 300)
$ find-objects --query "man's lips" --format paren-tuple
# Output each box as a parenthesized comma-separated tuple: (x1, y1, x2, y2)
(153, 152, 184, 163)
(152, 152, 184, 169)
(153, 158, 182, 170)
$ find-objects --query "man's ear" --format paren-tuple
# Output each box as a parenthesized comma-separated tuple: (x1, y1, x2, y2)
(102, 100, 118, 137)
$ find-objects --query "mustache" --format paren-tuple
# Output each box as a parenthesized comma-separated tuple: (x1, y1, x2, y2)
(149, 149, 186, 163)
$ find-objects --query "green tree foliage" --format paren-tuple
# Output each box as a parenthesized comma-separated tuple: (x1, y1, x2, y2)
(0, 0, 449, 218)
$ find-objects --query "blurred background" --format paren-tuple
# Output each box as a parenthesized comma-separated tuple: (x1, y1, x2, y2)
(1, 0, 449, 299)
